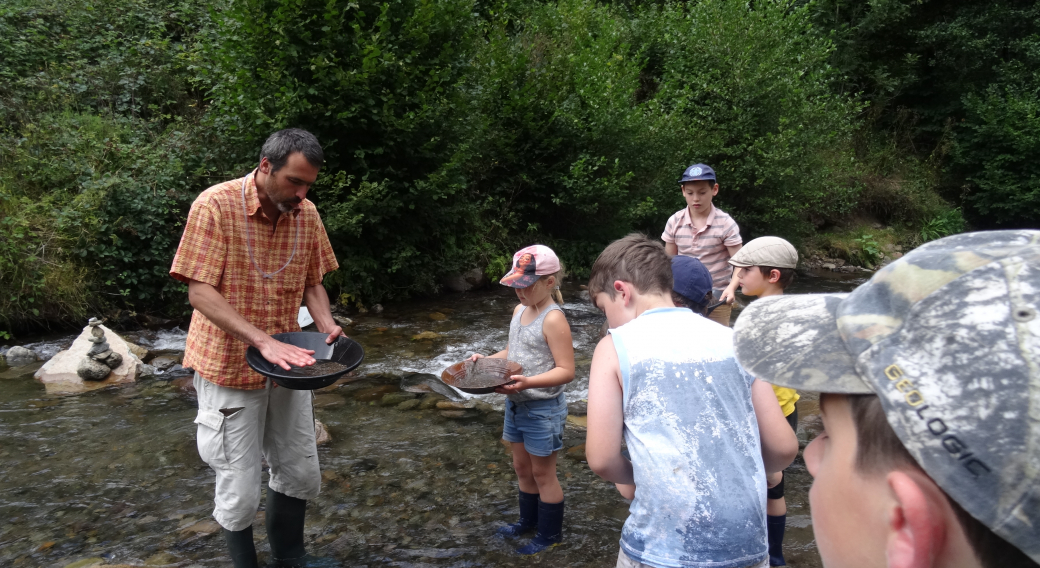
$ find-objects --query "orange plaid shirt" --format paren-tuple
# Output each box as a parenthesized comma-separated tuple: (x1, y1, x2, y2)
(170, 173, 339, 389)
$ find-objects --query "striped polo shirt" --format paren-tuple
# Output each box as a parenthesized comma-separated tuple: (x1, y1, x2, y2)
(662, 205, 743, 289)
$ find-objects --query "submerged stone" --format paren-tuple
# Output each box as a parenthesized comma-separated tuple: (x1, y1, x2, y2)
(380, 392, 418, 406)
(418, 393, 448, 410)
(3, 346, 38, 366)
(353, 385, 398, 402)
(411, 331, 441, 341)
(396, 399, 422, 411)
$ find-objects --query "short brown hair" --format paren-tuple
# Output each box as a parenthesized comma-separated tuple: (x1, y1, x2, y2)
(588, 234, 672, 301)
(756, 266, 796, 289)
(841, 394, 1038, 568)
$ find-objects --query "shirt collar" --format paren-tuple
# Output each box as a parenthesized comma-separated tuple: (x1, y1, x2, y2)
(681, 204, 717, 227)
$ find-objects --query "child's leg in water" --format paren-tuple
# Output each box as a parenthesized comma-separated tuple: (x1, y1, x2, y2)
(513, 446, 564, 554)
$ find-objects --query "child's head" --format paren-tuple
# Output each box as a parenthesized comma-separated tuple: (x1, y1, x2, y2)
(587, 234, 672, 327)
(732, 230, 1040, 568)
(678, 163, 719, 214)
(500, 244, 565, 305)
(728, 236, 798, 297)
(670, 255, 714, 316)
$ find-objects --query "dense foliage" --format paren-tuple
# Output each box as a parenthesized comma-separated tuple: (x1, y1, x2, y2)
(1, 0, 1034, 330)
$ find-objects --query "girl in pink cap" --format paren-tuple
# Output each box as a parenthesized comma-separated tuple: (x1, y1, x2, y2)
(470, 244, 575, 554)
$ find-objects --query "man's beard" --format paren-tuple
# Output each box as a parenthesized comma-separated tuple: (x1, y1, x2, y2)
(263, 177, 300, 213)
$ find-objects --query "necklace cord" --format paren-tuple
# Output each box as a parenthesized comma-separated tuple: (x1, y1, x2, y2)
(242, 172, 300, 279)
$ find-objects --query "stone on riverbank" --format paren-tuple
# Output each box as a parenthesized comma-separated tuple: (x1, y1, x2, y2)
(3, 346, 39, 366)
(315, 419, 332, 445)
(148, 354, 181, 372)
(76, 358, 111, 381)
(35, 324, 141, 394)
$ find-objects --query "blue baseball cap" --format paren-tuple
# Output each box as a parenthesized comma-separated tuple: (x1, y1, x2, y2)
(678, 163, 716, 184)
(671, 255, 713, 308)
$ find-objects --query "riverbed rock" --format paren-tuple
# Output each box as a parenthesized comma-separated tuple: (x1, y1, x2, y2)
(380, 392, 418, 406)
(35, 324, 141, 394)
(442, 267, 488, 293)
(172, 375, 195, 395)
(3, 346, 38, 366)
(565, 443, 587, 461)
(314, 393, 347, 408)
(428, 312, 447, 321)
(436, 400, 475, 410)
(149, 354, 181, 372)
(353, 384, 398, 402)
(396, 399, 422, 411)
(566, 415, 588, 429)
(440, 409, 480, 420)
(315, 419, 332, 445)
(411, 331, 441, 341)
(419, 393, 449, 410)
(567, 400, 588, 416)
(332, 315, 354, 327)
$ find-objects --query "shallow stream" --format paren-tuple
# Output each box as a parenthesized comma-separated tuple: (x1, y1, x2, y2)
(0, 271, 865, 567)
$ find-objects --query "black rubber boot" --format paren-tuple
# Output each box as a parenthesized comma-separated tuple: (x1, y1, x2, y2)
(767, 514, 787, 566)
(223, 525, 259, 568)
(265, 489, 342, 567)
(496, 490, 539, 538)
(517, 498, 564, 555)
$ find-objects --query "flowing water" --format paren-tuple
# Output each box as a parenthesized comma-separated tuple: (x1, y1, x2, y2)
(0, 271, 866, 567)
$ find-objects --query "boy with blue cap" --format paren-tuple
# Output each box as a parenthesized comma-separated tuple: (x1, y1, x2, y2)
(732, 230, 1040, 568)
(662, 164, 743, 326)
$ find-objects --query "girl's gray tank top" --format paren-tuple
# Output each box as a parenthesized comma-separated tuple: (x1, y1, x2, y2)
(506, 303, 566, 402)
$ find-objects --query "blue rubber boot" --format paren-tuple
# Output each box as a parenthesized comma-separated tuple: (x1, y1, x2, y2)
(517, 499, 563, 555)
(767, 514, 787, 566)
(496, 490, 539, 538)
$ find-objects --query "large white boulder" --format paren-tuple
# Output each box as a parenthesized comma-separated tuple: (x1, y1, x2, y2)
(34, 325, 142, 394)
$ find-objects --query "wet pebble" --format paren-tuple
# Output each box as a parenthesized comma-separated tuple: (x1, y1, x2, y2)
(171, 375, 195, 394)
(566, 415, 588, 429)
(418, 393, 448, 409)
(380, 392, 418, 406)
(436, 400, 474, 410)
(411, 331, 441, 341)
(439, 409, 480, 420)
(314, 394, 347, 408)
(148, 355, 181, 372)
(143, 551, 180, 565)
(353, 385, 398, 402)
(565, 443, 587, 461)
(568, 400, 588, 416)
(428, 312, 447, 321)
(396, 399, 422, 411)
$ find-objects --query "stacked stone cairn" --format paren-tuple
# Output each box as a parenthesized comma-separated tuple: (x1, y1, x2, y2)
(77, 318, 124, 381)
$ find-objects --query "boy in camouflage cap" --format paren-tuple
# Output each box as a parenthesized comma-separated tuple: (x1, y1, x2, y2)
(731, 230, 1040, 568)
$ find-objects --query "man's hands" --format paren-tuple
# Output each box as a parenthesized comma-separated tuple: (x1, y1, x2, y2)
(258, 336, 316, 371)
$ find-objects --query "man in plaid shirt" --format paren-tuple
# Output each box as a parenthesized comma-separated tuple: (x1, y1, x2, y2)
(171, 128, 343, 568)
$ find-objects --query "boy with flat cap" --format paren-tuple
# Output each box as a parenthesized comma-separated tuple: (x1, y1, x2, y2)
(731, 230, 1040, 568)
(728, 236, 800, 566)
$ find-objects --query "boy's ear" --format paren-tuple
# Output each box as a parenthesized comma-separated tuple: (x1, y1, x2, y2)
(613, 280, 633, 306)
(885, 471, 948, 568)
(769, 269, 781, 284)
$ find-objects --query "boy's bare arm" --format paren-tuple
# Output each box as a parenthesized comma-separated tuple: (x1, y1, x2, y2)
(664, 242, 678, 256)
(718, 244, 743, 303)
(586, 336, 635, 485)
(751, 378, 799, 473)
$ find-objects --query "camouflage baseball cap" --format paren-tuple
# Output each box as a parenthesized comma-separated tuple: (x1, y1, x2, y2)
(732, 230, 1040, 562)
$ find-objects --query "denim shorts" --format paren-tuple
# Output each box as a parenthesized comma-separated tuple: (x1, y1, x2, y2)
(502, 394, 567, 457)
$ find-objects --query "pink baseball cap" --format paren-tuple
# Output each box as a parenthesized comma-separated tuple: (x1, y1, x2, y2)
(500, 245, 561, 288)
